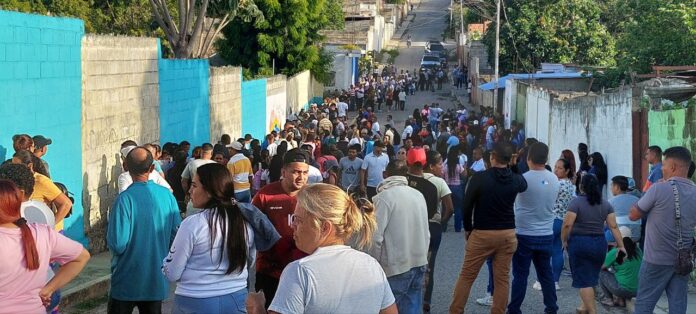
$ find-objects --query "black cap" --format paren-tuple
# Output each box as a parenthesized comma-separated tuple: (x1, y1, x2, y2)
(283, 148, 311, 166)
(32, 135, 52, 148)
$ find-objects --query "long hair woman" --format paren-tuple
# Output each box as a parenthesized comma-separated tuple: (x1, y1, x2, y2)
(163, 163, 252, 313)
(442, 148, 466, 232)
(561, 149, 577, 180)
(588, 152, 608, 192)
(561, 174, 625, 314)
(0, 180, 89, 313)
(247, 184, 396, 314)
(599, 233, 642, 308)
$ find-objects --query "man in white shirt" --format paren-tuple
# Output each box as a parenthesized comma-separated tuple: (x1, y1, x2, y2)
(370, 160, 429, 313)
(337, 99, 349, 118)
(470, 147, 486, 172)
(401, 121, 414, 144)
(371, 117, 381, 136)
(360, 141, 390, 200)
(181, 143, 216, 196)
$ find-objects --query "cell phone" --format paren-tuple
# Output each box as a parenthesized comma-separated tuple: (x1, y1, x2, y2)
(616, 250, 626, 265)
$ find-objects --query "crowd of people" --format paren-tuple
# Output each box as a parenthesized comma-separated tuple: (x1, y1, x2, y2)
(1, 91, 695, 314)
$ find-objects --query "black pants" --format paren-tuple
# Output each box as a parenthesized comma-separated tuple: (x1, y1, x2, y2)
(367, 186, 378, 201)
(255, 272, 280, 308)
(108, 298, 161, 314)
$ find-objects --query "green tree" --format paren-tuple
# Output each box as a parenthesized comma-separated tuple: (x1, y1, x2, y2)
(218, 0, 341, 82)
(0, 0, 47, 14)
(616, 0, 696, 74)
(482, 0, 615, 74)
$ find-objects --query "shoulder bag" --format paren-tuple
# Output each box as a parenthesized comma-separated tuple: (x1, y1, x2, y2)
(669, 180, 696, 276)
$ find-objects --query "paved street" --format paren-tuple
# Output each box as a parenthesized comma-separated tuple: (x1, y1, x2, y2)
(372, 0, 629, 313)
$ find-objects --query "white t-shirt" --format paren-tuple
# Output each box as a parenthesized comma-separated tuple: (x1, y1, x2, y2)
(181, 159, 216, 180)
(21, 200, 55, 227)
(269, 245, 395, 314)
(401, 125, 414, 140)
(118, 171, 172, 194)
(470, 159, 486, 172)
(423, 173, 452, 223)
(361, 152, 389, 187)
(371, 121, 381, 135)
(337, 102, 348, 117)
(307, 165, 323, 184)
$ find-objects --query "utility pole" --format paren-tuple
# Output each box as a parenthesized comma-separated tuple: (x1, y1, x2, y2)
(450, 0, 453, 31)
(460, 0, 464, 36)
(493, 0, 500, 113)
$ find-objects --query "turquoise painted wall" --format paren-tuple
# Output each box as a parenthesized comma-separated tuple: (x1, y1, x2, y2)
(241, 79, 267, 139)
(159, 59, 211, 146)
(0, 10, 87, 245)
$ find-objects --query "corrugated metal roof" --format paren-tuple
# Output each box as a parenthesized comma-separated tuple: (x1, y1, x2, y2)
(478, 72, 589, 90)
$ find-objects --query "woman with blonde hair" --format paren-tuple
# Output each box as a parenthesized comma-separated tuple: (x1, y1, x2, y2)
(247, 183, 397, 314)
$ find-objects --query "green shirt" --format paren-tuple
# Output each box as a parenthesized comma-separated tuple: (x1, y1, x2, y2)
(603, 247, 642, 293)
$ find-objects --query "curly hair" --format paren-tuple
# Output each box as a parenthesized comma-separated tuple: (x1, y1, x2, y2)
(0, 163, 35, 197)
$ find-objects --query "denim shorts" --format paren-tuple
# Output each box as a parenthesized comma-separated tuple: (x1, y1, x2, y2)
(568, 235, 607, 288)
(174, 288, 247, 314)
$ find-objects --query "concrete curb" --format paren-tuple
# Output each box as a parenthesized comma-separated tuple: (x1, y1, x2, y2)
(60, 275, 111, 309)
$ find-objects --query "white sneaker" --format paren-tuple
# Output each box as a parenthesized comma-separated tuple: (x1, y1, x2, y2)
(475, 293, 493, 306)
(533, 281, 560, 291)
(532, 281, 542, 291)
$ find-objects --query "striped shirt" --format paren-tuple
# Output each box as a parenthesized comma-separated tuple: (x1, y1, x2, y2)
(227, 153, 253, 192)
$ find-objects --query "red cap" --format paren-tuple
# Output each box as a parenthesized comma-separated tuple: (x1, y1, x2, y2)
(407, 147, 426, 167)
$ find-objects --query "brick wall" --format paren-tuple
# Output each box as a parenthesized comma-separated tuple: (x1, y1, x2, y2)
(0, 10, 87, 245)
(209, 66, 242, 142)
(241, 79, 267, 139)
(81, 34, 160, 251)
(159, 59, 210, 145)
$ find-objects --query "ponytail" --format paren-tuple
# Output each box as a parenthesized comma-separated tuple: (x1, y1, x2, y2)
(16, 218, 40, 270)
(0, 180, 39, 270)
(345, 197, 377, 250)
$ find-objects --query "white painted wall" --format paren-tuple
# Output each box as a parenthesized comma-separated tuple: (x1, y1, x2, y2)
(545, 87, 633, 196)
(524, 85, 551, 144)
(503, 79, 514, 129)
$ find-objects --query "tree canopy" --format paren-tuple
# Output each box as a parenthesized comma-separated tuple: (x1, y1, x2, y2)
(217, 0, 342, 82)
(481, 0, 615, 74)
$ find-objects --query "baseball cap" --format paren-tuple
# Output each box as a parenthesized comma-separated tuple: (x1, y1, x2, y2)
(120, 145, 136, 160)
(619, 226, 632, 239)
(283, 148, 311, 166)
(33, 135, 52, 148)
(407, 147, 426, 166)
(226, 141, 244, 151)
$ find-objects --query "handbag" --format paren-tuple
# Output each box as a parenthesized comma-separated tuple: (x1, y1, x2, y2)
(669, 180, 696, 276)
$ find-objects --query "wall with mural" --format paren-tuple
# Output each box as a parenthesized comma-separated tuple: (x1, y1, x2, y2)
(266, 75, 287, 134)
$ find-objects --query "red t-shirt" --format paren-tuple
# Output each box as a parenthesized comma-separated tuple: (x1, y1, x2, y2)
(252, 181, 308, 279)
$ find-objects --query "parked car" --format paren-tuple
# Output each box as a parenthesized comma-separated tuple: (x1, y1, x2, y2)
(425, 41, 445, 54)
(420, 55, 441, 68)
(425, 51, 448, 67)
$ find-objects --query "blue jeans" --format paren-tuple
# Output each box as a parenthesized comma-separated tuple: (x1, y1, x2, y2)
(174, 289, 247, 314)
(508, 234, 558, 314)
(448, 184, 464, 231)
(235, 190, 251, 203)
(551, 218, 564, 282)
(634, 261, 689, 314)
(424, 222, 442, 305)
(387, 266, 426, 314)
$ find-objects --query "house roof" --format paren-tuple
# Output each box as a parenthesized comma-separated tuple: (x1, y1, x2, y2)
(478, 72, 589, 90)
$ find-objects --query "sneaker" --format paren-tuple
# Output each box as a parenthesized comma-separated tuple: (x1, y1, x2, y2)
(533, 281, 542, 291)
(555, 282, 561, 290)
(476, 293, 493, 306)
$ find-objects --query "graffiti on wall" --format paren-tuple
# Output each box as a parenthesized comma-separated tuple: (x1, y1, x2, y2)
(267, 92, 287, 133)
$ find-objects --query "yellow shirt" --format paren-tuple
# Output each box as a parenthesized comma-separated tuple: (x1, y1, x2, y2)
(227, 154, 252, 192)
(30, 173, 62, 231)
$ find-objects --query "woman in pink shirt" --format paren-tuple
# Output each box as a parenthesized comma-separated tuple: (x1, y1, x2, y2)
(0, 180, 90, 314)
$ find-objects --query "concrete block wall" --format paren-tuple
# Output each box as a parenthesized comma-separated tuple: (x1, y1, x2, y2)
(287, 71, 310, 113)
(81, 34, 160, 251)
(524, 85, 551, 144)
(241, 79, 267, 139)
(266, 75, 287, 134)
(548, 87, 634, 195)
(0, 10, 87, 245)
(159, 59, 210, 145)
(209, 66, 243, 142)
